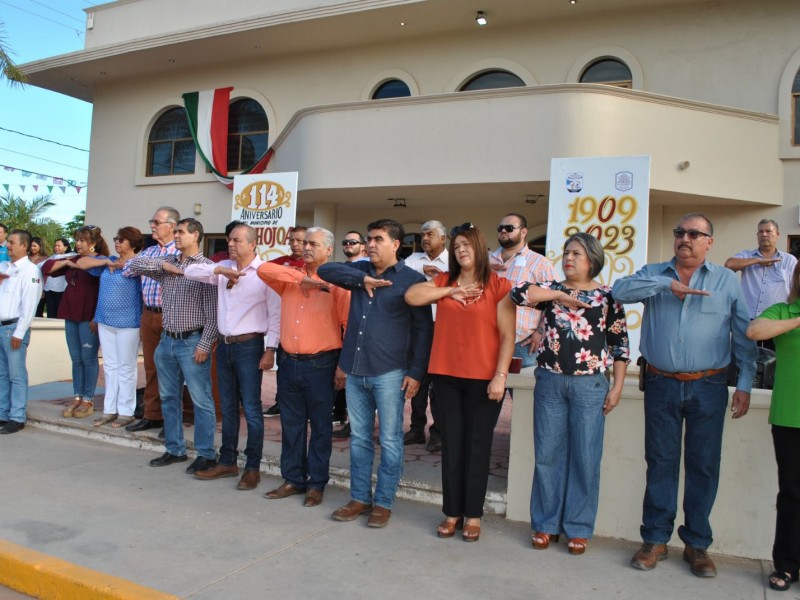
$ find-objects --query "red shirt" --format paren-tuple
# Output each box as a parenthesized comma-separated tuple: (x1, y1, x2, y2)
(42, 256, 101, 322)
(269, 255, 304, 268)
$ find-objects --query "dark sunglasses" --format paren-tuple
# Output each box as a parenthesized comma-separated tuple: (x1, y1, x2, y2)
(672, 228, 711, 240)
(341, 239, 363, 246)
(113, 236, 125, 243)
(450, 222, 474, 237)
(497, 224, 522, 233)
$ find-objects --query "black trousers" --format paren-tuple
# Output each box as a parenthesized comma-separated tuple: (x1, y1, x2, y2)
(409, 374, 438, 435)
(433, 375, 503, 519)
(772, 424, 800, 580)
(44, 291, 63, 319)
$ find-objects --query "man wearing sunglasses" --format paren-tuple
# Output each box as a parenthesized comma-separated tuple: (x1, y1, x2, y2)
(490, 213, 555, 368)
(341, 231, 368, 262)
(724, 219, 797, 350)
(613, 213, 757, 579)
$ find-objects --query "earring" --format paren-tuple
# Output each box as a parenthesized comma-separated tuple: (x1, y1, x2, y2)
(90, 246, 95, 252)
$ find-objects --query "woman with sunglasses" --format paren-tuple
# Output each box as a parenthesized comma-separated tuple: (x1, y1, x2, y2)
(510, 232, 629, 556)
(41, 226, 110, 419)
(75, 227, 144, 428)
(406, 223, 515, 542)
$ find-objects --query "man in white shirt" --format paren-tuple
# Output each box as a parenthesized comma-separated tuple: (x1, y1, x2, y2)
(0, 229, 43, 434)
(403, 220, 448, 452)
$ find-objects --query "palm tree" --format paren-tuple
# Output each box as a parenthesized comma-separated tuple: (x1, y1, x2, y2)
(0, 21, 28, 86)
(0, 193, 64, 249)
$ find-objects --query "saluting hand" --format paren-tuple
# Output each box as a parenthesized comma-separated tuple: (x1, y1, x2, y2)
(300, 276, 330, 298)
(363, 275, 392, 298)
(162, 262, 184, 276)
(669, 279, 711, 301)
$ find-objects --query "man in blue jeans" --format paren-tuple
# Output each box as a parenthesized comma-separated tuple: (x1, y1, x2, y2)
(319, 219, 433, 528)
(181, 224, 281, 491)
(613, 213, 757, 578)
(126, 218, 219, 475)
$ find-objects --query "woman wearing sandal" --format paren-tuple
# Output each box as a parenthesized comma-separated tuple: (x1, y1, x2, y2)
(41, 225, 110, 419)
(510, 232, 629, 555)
(406, 223, 515, 542)
(746, 262, 800, 592)
(77, 227, 144, 429)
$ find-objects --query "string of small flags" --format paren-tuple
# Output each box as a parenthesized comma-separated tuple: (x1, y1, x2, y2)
(1, 164, 87, 195)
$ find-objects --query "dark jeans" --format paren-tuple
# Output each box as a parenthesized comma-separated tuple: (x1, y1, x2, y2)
(409, 374, 438, 436)
(276, 351, 338, 491)
(640, 370, 728, 549)
(772, 424, 800, 580)
(45, 291, 63, 319)
(216, 336, 265, 471)
(432, 375, 503, 519)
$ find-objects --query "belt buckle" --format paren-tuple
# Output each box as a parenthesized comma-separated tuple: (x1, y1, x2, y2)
(224, 334, 233, 344)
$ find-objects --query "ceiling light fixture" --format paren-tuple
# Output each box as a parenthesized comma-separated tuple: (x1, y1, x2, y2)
(475, 11, 487, 26)
(525, 194, 544, 205)
(569, 0, 578, 5)
(388, 198, 407, 208)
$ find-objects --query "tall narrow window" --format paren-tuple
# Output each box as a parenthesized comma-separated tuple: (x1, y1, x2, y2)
(460, 70, 525, 92)
(227, 99, 269, 172)
(146, 108, 196, 176)
(793, 70, 800, 146)
(580, 59, 632, 88)
(372, 79, 411, 99)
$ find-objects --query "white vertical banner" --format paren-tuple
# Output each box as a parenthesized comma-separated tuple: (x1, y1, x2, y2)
(232, 171, 299, 261)
(546, 156, 650, 362)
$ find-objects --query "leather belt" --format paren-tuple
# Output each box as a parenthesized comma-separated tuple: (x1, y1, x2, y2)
(0, 318, 19, 326)
(164, 328, 203, 340)
(282, 349, 339, 362)
(144, 305, 163, 313)
(218, 332, 263, 345)
(647, 365, 727, 382)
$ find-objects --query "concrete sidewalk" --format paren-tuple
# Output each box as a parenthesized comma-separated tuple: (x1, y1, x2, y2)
(0, 426, 776, 599)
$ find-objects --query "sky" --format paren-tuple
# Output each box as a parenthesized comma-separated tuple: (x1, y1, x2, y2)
(0, 0, 98, 225)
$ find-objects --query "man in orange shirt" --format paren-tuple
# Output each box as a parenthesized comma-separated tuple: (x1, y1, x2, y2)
(257, 227, 350, 507)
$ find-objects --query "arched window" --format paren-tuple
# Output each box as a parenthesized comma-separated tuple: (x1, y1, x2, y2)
(460, 70, 525, 92)
(228, 98, 269, 172)
(793, 70, 800, 146)
(372, 79, 411, 99)
(580, 58, 632, 88)
(146, 108, 196, 176)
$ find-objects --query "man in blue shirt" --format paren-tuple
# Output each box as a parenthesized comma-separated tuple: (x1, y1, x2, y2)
(0, 224, 9, 263)
(318, 219, 433, 528)
(613, 213, 757, 579)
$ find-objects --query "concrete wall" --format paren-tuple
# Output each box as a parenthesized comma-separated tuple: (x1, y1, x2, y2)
(27, 319, 72, 387)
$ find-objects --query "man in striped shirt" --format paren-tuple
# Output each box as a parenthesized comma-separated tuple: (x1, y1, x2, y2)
(124, 207, 180, 434)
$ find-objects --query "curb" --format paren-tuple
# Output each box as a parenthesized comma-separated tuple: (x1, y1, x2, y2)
(0, 540, 178, 600)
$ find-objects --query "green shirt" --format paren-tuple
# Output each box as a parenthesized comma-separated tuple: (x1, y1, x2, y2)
(760, 300, 800, 428)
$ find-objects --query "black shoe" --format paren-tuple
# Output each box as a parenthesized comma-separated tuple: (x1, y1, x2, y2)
(332, 412, 348, 425)
(0, 421, 24, 435)
(127, 418, 164, 432)
(403, 430, 426, 445)
(0, 420, 7, 427)
(332, 422, 351, 439)
(149, 452, 188, 467)
(157, 427, 165, 440)
(426, 432, 442, 452)
(185, 456, 217, 475)
(263, 404, 280, 418)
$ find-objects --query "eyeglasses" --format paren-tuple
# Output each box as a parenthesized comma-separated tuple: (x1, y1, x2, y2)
(450, 222, 474, 237)
(149, 220, 173, 227)
(497, 224, 522, 233)
(673, 228, 712, 240)
(341, 239, 363, 246)
(113, 237, 124, 243)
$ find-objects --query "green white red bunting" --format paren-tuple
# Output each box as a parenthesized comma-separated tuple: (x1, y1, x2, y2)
(1, 164, 85, 194)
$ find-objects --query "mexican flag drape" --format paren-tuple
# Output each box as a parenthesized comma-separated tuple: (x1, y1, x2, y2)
(182, 87, 273, 188)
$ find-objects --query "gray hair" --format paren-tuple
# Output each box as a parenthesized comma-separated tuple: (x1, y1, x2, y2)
(232, 224, 258, 244)
(306, 226, 335, 250)
(758, 218, 779, 233)
(157, 206, 180, 224)
(678, 212, 713, 236)
(563, 232, 605, 278)
(421, 220, 447, 238)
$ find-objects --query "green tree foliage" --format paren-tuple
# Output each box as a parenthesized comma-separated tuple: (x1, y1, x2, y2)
(0, 193, 65, 253)
(63, 210, 85, 237)
(0, 22, 28, 86)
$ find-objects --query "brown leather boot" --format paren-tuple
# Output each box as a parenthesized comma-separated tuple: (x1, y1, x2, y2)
(630, 542, 668, 571)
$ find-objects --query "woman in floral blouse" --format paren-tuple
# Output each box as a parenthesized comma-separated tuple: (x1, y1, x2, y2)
(510, 232, 629, 556)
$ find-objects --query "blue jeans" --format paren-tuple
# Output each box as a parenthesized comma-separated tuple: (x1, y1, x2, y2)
(641, 370, 728, 549)
(0, 324, 30, 423)
(64, 320, 99, 400)
(277, 351, 338, 490)
(154, 333, 216, 460)
(216, 337, 264, 471)
(515, 341, 537, 369)
(531, 368, 608, 539)
(346, 368, 406, 509)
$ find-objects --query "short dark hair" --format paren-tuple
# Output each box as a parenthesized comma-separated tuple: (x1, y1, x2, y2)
(289, 226, 307, 235)
(55, 238, 72, 253)
(0, 223, 7, 234)
(678, 213, 713, 236)
(367, 219, 405, 243)
(503, 213, 528, 229)
(10, 229, 31, 249)
(178, 218, 204, 243)
(225, 220, 245, 237)
(345, 230, 365, 243)
(117, 226, 144, 253)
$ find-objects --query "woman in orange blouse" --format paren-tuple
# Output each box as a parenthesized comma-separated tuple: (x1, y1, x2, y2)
(406, 223, 515, 542)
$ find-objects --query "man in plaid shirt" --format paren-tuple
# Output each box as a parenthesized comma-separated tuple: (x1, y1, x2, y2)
(490, 213, 556, 368)
(124, 207, 180, 435)
(125, 218, 219, 475)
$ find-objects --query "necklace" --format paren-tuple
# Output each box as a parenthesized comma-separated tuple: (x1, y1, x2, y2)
(456, 278, 484, 307)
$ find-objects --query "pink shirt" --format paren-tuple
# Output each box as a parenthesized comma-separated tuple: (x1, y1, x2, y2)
(184, 255, 281, 346)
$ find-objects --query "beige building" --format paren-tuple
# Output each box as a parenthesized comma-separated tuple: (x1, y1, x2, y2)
(23, 0, 800, 263)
